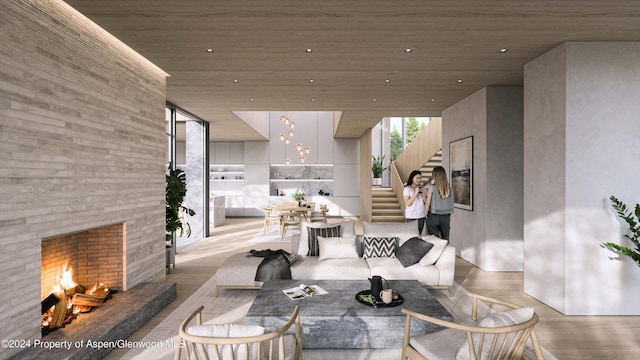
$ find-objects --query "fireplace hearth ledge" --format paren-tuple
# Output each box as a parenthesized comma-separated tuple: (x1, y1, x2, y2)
(11, 282, 176, 360)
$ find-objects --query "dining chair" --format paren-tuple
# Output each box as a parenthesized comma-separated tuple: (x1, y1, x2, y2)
(309, 204, 329, 223)
(280, 210, 302, 240)
(263, 206, 282, 234)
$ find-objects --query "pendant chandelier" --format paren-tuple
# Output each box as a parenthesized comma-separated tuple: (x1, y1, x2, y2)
(279, 114, 310, 165)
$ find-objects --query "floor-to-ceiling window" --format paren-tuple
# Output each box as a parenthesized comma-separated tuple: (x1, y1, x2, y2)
(389, 117, 430, 161)
(166, 103, 209, 249)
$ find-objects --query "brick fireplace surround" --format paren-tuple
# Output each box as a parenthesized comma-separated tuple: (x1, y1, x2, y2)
(1, 1, 175, 359)
(41, 223, 125, 300)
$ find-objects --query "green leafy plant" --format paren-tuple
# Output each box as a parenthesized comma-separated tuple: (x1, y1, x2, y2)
(372, 155, 387, 178)
(292, 189, 305, 202)
(602, 195, 640, 267)
(166, 163, 196, 242)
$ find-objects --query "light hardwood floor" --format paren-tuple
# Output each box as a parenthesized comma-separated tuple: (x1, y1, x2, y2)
(106, 217, 640, 360)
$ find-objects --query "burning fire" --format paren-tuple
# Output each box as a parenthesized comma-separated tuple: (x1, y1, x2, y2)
(41, 260, 112, 333)
(57, 261, 77, 291)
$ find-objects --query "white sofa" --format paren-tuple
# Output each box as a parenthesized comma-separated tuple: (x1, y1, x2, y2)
(214, 220, 455, 296)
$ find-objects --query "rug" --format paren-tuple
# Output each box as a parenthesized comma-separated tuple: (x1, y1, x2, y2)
(248, 228, 299, 242)
(120, 278, 556, 360)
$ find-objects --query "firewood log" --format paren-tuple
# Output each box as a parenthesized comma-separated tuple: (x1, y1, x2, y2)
(50, 291, 68, 328)
(41, 293, 59, 314)
(71, 293, 105, 307)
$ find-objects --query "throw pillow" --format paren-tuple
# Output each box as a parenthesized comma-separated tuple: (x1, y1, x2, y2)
(362, 221, 419, 246)
(362, 236, 397, 258)
(318, 235, 359, 261)
(296, 221, 354, 256)
(418, 236, 449, 266)
(307, 225, 341, 256)
(396, 237, 434, 267)
(456, 308, 535, 360)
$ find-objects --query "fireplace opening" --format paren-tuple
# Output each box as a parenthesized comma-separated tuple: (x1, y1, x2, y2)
(41, 223, 125, 335)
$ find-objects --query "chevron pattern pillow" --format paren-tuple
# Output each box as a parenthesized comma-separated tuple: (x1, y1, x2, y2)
(362, 236, 397, 258)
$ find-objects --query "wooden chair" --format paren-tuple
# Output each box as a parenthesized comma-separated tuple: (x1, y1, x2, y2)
(401, 292, 544, 360)
(309, 204, 329, 223)
(175, 304, 302, 360)
(279, 210, 301, 240)
(263, 206, 282, 234)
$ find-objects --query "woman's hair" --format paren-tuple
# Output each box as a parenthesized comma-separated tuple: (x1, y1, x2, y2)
(432, 166, 451, 198)
(405, 170, 422, 187)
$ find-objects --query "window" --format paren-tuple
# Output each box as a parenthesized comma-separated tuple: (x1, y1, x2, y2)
(389, 117, 430, 161)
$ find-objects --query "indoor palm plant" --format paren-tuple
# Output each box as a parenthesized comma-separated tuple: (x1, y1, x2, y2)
(602, 195, 640, 268)
(166, 163, 196, 243)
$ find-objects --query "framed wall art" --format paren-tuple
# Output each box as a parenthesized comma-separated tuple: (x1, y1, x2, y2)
(449, 136, 473, 210)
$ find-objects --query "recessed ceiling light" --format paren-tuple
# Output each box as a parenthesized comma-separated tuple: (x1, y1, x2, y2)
(372, 98, 377, 102)
(404, 48, 413, 53)
(310, 98, 315, 102)
(306, 48, 313, 53)
(457, 79, 463, 83)
(309, 79, 314, 83)
(431, 98, 436, 102)
(384, 79, 390, 83)
(205, 48, 213, 53)
(233, 79, 239, 83)
(499, 48, 508, 53)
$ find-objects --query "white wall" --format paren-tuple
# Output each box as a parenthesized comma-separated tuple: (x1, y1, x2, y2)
(212, 111, 360, 217)
(443, 87, 524, 271)
(524, 42, 640, 315)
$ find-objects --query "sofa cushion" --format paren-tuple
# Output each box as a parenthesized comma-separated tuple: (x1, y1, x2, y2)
(296, 220, 355, 256)
(456, 308, 535, 360)
(478, 307, 534, 327)
(418, 236, 449, 266)
(410, 328, 465, 360)
(362, 236, 397, 258)
(306, 225, 341, 256)
(362, 221, 419, 246)
(396, 237, 434, 267)
(290, 256, 371, 279)
(365, 257, 440, 285)
(318, 235, 359, 261)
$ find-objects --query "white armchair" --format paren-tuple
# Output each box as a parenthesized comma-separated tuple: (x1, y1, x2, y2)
(401, 293, 544, 360)
(175, 304, 302, 360)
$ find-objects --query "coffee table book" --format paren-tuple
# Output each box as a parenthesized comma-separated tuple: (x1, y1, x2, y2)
(282, 284, 328, 300)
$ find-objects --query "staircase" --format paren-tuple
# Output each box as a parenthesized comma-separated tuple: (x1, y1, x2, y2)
(418, 149, 442, 186)
(371, 187, 404, 222)
(370, 149, 442, 223)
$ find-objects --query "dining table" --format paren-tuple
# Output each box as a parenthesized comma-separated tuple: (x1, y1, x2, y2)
(273, 201, 316, 221)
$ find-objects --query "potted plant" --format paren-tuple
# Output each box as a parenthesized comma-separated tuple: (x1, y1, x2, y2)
(372, 155, 387, 186)
(602, 195, 640, 268)
(292, 189, 306, 206)
(166, 163, 196, 265)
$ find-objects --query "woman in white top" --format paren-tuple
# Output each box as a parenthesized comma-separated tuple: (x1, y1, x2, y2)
(403, 170, 427, 234)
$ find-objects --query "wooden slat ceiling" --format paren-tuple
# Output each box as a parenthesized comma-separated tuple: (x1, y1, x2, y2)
(64, 0, 640, 141)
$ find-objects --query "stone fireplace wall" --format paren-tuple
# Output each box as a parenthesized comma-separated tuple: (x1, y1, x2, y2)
(0, 1, 168, 357)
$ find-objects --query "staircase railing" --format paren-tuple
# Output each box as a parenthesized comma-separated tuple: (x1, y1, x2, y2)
(393, 117, 442, 182)
(390, 162, 407, 213)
